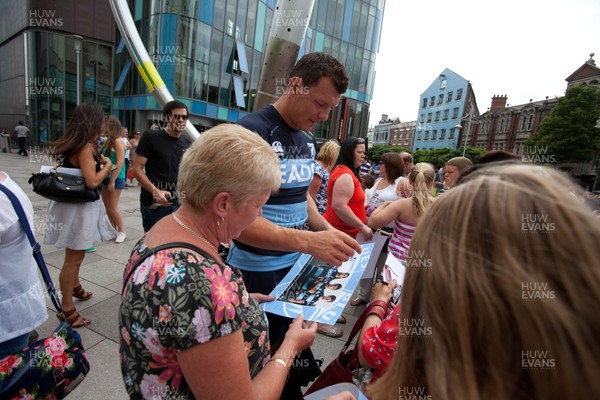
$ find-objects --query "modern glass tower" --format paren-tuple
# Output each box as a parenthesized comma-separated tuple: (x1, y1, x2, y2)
(113, 0, 385, 141)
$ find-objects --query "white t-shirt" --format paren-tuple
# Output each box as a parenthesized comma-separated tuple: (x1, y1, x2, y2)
(122, 137, 131, 160)
(365, 176, 404, 228)
(14, 125, 29, 138)
(0, 174, 48, 342)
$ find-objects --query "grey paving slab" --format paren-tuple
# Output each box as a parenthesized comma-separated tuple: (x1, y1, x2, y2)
(69, 339, 128, 400)
(81, 294, 122, 343)
(79, 258, 127, 287)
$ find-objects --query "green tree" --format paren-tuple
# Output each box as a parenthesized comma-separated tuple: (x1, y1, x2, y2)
(367, 145, 484, 168)
(524, 85, 600, 164)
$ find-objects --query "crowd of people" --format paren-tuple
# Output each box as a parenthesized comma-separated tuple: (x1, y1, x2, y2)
(1, 51, 600, 400)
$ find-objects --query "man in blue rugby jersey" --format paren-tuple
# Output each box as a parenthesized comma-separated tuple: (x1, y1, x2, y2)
(227, 52, 361, 399)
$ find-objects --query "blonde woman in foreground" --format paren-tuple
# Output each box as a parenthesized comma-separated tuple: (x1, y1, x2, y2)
(369, 163, 600, 400)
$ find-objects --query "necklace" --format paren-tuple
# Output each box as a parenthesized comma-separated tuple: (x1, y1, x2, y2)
(172, 214, 218, 253)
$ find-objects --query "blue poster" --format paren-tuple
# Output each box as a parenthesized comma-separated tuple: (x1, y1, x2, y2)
(262, 243, 374, 324)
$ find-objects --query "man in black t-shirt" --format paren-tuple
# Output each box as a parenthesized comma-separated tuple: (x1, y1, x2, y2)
(132, 101, 192, 232)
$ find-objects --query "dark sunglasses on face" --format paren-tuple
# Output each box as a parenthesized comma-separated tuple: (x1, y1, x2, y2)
(170, 114, 188, 121)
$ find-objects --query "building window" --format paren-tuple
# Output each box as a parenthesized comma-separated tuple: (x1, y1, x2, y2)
(422, 98, 427, 108)
(527, 114, 533, 130)
(440, 129, 446, 140)
(456, 89, 463, 100)
(424, 131, 429, 140)
(417, 131, 422, 140)
(443, 109, 449, 120)
(432, 130, 437, 140)
(440, 79, 447, 89)
(429, 96, 435, 106)
(427, 113, 432, 122)
(452, 107, 459, 119)
(438, 94, 443, 105)
(447, 91, 453, 102)
(420, 114, 425, 124)
(434, 111, 440, 122)
(449, 128, 455, 140)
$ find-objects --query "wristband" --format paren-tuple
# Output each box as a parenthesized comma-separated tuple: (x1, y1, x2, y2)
(270, 357, 288, 369)
(367, 300, 388, 312)
(367, 307, 386, 321)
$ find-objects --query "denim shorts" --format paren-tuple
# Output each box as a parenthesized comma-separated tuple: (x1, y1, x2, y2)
(102, 177, 126, 190)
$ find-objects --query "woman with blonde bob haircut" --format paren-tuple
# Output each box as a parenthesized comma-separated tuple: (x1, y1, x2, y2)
(119, 124, 318, 400)
(369, 163, 600, 400)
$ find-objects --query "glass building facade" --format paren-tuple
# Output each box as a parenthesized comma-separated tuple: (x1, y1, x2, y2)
(26, 32, 113, 145)
(113, 0, 385, 140)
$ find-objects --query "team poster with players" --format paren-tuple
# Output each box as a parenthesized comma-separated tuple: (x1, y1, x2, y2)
(262, 243, 375, 324)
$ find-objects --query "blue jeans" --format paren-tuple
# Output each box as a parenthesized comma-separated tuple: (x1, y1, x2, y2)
(140, 203, 179, 232)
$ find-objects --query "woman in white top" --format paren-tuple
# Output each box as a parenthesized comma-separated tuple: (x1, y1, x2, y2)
(0, 171, 48, 357)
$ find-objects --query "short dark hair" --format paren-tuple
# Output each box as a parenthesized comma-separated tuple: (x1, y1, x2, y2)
(289, 52, 349, 94)
(380, 152, 404, 181)
(162, 100, 188, 119)
(334, 137, 365, 178)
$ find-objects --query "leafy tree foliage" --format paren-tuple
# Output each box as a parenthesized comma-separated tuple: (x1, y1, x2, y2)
(524, 85, 600, 164)
(367, 145, 484, 168)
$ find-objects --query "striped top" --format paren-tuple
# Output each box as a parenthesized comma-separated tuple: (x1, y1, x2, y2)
(388, 219, 417, 262)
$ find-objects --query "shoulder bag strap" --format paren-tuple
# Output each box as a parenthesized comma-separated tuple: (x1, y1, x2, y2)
(0, 183, 63, 313)
(121, 241, 215, 295)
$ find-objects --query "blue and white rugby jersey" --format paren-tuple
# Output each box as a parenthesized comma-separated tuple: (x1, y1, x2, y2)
(227, 105, 316, 272)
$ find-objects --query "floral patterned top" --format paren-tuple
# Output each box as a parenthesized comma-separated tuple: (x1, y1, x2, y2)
(119, 239, 270, 399)
(314, 162, 330, 215)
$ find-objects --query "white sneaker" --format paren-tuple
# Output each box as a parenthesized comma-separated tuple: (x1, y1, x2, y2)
(115, 232, 127, 243)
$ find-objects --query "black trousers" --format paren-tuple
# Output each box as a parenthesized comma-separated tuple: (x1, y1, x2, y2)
(17, 137, 27, 155)
(241, 267, 321, 400)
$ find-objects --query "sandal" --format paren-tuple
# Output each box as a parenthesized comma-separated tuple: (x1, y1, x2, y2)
(337, 315, 347, 324)
(73, 284, 93, 301)
(57, 308, 92, 328)
(350, 298, 367, 306)
(317, 324, 343, 338)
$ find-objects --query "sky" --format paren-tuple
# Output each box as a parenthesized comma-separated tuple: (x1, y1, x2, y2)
(368, 0, 600, 127)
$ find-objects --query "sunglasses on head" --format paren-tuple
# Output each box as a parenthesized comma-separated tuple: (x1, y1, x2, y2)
(170, 114, 188, 121)
(355, 137, 365, 144)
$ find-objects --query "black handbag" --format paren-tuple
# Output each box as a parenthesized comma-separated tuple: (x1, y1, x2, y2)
(0, 184, 91, 399)
(28, 156, 100, 203)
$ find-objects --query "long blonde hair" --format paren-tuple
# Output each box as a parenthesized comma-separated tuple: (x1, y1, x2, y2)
(409, 162, 435, 216)
(369, 164, 600, 400)
(101, 115, 122, 156)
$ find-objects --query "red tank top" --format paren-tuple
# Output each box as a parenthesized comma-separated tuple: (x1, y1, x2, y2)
(324, 165, 366, 238)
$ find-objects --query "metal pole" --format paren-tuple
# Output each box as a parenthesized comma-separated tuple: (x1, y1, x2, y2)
(253, 0, 315, 111)
(108, 0, 200, 140)
(73, 35, 83, 105)
(462, 103, 473, 157)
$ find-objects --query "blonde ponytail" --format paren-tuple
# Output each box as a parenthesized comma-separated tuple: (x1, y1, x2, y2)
(410, 163, 435, 216)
